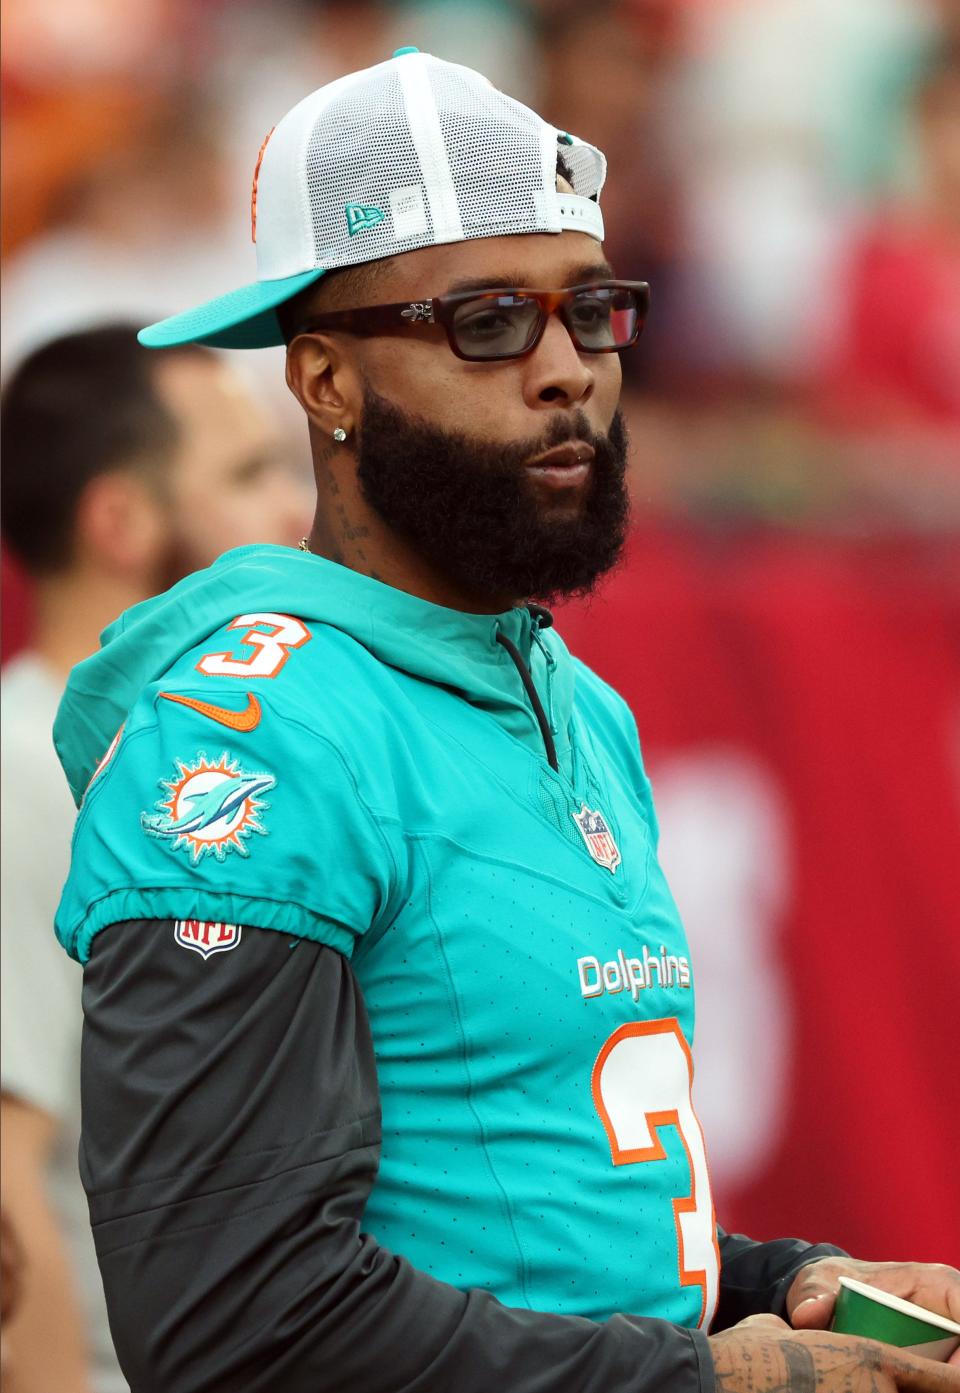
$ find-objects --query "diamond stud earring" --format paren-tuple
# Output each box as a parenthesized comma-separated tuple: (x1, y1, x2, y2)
(333, 427, 347, 443)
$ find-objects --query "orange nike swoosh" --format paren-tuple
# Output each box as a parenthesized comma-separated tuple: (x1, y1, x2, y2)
(158, 691, 262, 731)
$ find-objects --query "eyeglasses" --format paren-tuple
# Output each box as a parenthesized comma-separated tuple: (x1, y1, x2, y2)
(294, 280, 650, 362)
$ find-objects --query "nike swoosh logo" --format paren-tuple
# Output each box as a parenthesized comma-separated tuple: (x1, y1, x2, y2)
(158, 691, 262, 731)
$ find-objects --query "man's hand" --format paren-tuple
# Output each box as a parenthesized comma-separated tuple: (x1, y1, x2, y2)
(710, 1313, 960, 1392)
(787, 1260, 960, 1367)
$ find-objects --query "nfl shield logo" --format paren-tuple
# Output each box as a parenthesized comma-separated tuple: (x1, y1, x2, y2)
(174, 920, 242, 959)
(572, 804, 621, 873)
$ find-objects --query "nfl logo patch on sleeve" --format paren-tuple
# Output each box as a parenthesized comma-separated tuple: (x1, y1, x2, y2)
(174, 920, 243, 959)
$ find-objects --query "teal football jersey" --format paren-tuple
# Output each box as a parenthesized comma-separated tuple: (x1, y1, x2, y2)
(55, 545, 720, 1330)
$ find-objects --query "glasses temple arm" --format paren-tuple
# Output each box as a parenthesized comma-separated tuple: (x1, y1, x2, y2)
(293, 301, 437, 337)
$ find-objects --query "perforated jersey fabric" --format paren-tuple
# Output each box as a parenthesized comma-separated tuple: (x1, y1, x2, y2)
(138, 48, 607, 350)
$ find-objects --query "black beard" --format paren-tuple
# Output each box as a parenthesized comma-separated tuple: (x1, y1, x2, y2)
(355, 384, 630, 605)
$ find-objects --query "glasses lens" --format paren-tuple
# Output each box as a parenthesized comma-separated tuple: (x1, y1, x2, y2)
(452, 294, 543, 360)
(566, 286, 640, 351)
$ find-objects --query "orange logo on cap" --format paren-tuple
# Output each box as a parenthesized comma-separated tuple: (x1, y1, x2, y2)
(251, 126, 276, 243)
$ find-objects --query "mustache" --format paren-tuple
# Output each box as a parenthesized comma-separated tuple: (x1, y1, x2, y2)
(497, 410, 617, 470)
(357, 381, 618, 473)
(353, 376, 621, 473)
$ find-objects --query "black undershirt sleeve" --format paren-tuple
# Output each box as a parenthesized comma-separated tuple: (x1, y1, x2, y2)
(81, 921, 715, 1393)
(714, 1229, 849, 1331)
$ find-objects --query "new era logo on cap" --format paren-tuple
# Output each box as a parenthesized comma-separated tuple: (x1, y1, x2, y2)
(345, 202, 386, 236)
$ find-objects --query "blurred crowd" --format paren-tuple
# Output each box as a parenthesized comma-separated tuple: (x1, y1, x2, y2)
(1, 2, 958, 1389)
(3, 0, 960, 544)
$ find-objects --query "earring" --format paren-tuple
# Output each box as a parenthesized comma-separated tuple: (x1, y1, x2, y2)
(333, 427, 347, 443)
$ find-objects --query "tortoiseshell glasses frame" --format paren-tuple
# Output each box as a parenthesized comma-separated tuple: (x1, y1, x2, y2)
(293, 280, 650, 362)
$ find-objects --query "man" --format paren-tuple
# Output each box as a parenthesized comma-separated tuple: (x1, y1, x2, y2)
(0, 325, 309, 1392)
(51, 52, 958, 1393)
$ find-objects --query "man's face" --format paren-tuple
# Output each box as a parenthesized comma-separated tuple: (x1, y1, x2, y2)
(327, 231, 630, 604)
(152, 355, 311, 581)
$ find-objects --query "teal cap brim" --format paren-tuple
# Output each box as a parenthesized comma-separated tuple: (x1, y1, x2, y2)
(138, 268, 328, 349)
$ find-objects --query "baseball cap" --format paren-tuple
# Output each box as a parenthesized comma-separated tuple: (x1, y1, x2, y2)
(138, 47, 607, 350)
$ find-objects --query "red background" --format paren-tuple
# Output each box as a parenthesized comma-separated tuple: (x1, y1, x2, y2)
(558, 527, 960, 1264)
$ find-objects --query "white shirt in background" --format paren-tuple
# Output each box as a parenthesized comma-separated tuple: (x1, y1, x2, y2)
(1, 653, 128, 1393)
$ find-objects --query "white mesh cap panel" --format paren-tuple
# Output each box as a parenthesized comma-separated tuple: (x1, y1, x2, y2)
(304, 66, 430, 268)
(398, 53, 463, 242)
(428, 60, 553, 240)
(259, 50, 608, 279)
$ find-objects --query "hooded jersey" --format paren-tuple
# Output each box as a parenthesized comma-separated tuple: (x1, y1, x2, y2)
(55, 544, 719, 1330)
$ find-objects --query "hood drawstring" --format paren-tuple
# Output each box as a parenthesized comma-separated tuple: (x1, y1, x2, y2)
(527, 604, 554, 631)
(495, 627, 560, 774)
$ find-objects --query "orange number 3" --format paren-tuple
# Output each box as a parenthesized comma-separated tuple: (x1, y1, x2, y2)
(591, 1018, 720, 1329)
(197, 613, 311, 679)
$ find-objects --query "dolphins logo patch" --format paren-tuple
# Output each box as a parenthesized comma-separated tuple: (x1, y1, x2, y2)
(142, 752, 275, 863)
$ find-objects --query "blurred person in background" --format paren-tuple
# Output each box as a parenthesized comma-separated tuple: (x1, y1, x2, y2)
(538, 0, 688, 395)
(0, 0, 177, 261)
(676, 0, 941, 384)
(0, 92, 238, 377)
(820, 44, 960, 438)
(0, 324, 309, 1393)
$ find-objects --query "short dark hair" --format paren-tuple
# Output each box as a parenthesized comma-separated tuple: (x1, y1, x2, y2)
(1, 325, 206, 574)
(277, 258, 393, 344)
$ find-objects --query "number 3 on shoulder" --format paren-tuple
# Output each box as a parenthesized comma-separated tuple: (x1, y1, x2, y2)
(197, 613, 312, 679)
(592, 1018, 720, 1329)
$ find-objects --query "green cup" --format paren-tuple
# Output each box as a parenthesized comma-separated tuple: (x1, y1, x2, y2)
(832, 1276, 960, 1362)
